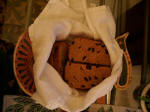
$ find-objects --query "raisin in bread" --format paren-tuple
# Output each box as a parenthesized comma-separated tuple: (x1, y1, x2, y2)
(65, 62, 111, 89)
(68, 38, 110, 65)
(65, 38, 111, 89)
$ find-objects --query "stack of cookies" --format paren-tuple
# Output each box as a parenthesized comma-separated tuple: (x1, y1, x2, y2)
(48, 37, 112, 90)
(48, 41, 68, 77)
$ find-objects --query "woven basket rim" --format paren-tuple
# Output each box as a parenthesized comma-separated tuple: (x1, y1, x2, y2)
(13, 31, 131, 96)
(13, 31, 33, 96)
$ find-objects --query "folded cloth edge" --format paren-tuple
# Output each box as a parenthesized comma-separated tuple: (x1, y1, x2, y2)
(28, 0, 123, 112)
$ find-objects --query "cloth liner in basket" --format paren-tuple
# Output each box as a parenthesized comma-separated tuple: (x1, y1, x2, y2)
(15, 0, 124, 112)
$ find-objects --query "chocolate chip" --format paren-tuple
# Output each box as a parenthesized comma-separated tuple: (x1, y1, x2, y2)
(91, 84, 96, 87)
(101, 45, 105, 47)
(72, 41, 75, 44)
(105, 49, 108, 54)
(96, 43, 101, 45)
(84, 77, 88, 81)
(91, 48, 95, 52)
(86, 64, 92, 70)
(81, 85, 85, 88)
(94, 76, 98, 80)
(88, 48, 91, 51)
(97, 40, 103, 43)
(96, 65, 100, 68)
(89, 76, 92, 80)
(97, 51, 100, 53)
(78, 46, 81, 49)
(54, 47, 58, 53)
(71, 58, 74, 62)
(82, 56, 86, 60)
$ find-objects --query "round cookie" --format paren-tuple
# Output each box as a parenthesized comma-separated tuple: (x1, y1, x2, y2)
(68, 38, 111, 65)
(65, 37, 112, 89)
(48, 41, 68, 77)
(65, 62, 111, 89)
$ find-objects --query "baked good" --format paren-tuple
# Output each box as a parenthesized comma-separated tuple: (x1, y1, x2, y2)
(65, 62, 111, 89)
(68, 38, 110, 65)
(47, 38, 112, 90)
(48, 41, 68, 77)
(65, 37, 112, 89)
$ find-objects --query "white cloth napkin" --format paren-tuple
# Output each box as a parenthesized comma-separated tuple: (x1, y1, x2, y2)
(28, 0, 123, 112)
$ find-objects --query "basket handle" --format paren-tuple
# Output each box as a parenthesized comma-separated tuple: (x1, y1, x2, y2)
(115, 32, 132, 90)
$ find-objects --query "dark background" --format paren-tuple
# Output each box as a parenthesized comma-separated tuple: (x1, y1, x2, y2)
(126, 0, 150, 65)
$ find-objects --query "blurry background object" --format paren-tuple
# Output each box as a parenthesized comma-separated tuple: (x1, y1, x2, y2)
(88, 0, 142, 36)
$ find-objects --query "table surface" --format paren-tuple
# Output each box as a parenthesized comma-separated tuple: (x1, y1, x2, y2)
(2, 95, 142, 112)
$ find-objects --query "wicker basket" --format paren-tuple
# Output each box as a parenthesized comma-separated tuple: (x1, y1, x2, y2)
(13, 31, 132, 97)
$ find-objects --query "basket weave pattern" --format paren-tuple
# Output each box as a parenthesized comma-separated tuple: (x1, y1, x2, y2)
(14, 31, 35, 95)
